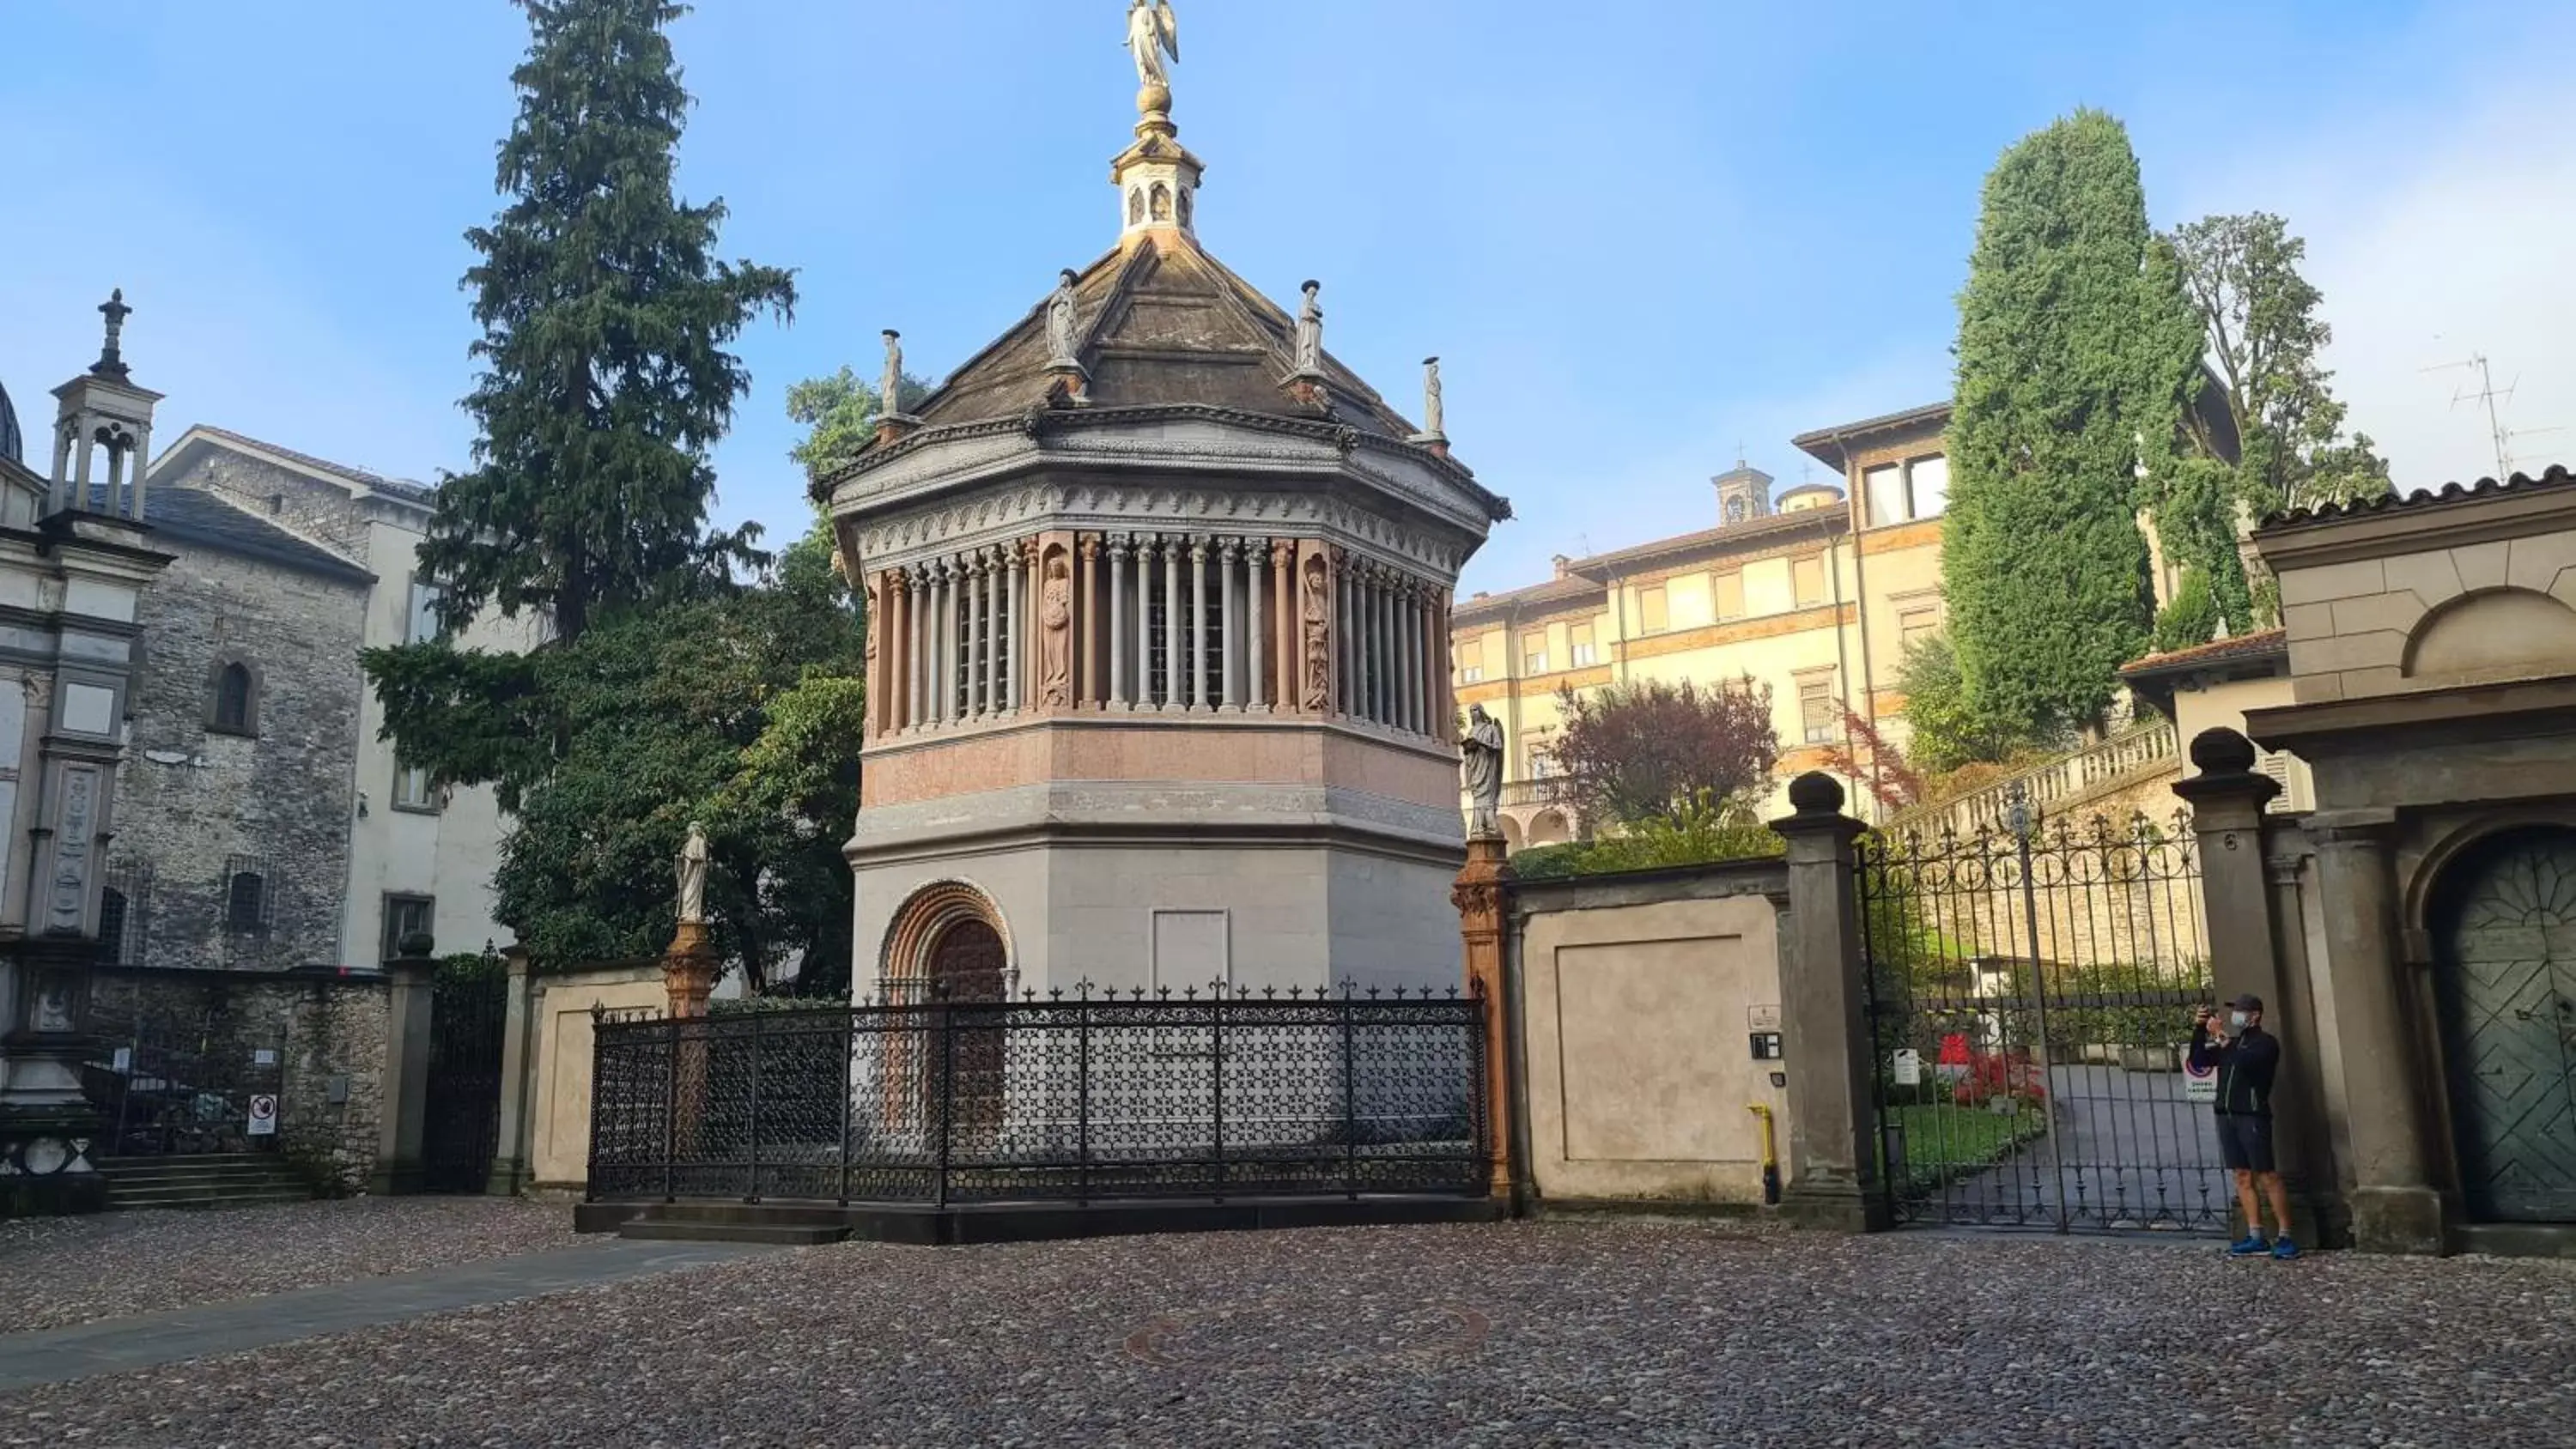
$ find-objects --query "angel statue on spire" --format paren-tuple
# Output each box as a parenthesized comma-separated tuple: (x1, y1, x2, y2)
(1127, 0, 1180, 94)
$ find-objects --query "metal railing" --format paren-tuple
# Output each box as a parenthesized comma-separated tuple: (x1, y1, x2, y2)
(586, 983, 1489, 1206)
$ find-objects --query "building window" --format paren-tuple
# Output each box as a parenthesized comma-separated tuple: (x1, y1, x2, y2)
(1637, 585, 1669, 635)
(405, 579, 442, 645)
(394, 761, 438, 813)
(1568, 623, 1597, 668)
(1457, 638, 1484, 683)
(1799, 678, 1837, 745)
(1793, 557, 1826, 609)
(1521, 630, 1549, 676)
(1523, 732, 1556, 779)
(1864, 464, 1906, 528)
(225, 863, 270, 932)
(1713, 571, 1745, 621)
(382, 894, 436, 961)
(1899, 606, 1942, 650)
(1907, 454, 1949, 518)
(209, 660, 258, 736)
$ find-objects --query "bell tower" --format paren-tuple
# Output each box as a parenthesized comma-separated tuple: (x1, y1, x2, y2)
(46, 291, 161, 521)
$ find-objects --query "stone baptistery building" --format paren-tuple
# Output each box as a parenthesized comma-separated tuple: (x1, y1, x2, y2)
(819, 52, 1508, 1002)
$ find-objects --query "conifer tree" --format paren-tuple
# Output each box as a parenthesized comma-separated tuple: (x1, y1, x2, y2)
(1944, 110, 2164, 740)
(416, 0, 795, 642)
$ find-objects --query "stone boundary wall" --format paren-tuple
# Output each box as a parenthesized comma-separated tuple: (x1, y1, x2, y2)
(91, 966, 390, 1191)
(1504, 858, 1793, 1209)
(525, 961, 669, 1194)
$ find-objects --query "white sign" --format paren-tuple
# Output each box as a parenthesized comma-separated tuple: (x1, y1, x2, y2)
(252, 1048, 277, 1066)
(1748, 1004, 1782, 1033)
(246, 1094, 278, 1137)
(1893, 1048, 1923, 1087)
(2183, 1057, 2216, 1105)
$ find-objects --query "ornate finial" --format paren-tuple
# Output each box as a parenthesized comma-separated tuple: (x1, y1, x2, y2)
(1126, 0, 1180, 118)
(93, 288, 133, 381)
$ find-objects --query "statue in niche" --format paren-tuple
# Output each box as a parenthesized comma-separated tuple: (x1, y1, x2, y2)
(1300, 555, 1331, 710)
(1176, 187, 1193, 229)
(1292, 281, 1324, 375)
(676, 822, 709, 926)
(1046, 269, 1082, 366)
(1041, 554, 1073, 706)
(1128, 188, 1145, 225)
(1150, 184, 1172, 222)
(1462, 705, 1505, 840)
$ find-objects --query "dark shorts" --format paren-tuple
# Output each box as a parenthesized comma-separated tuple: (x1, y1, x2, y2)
(2217, 1113, 2275, 1173)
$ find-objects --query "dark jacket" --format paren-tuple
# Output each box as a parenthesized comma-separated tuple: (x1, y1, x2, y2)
(2190, 1022, 2280, 1119)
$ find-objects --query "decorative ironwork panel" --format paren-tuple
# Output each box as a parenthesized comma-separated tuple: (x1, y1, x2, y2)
(586, 984, 1487, 1206)
(1856, 796, 2226, 1236)
(422, 965, 509, 1193)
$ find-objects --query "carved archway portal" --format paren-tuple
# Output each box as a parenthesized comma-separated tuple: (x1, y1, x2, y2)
(877, 882, 1012, 1138)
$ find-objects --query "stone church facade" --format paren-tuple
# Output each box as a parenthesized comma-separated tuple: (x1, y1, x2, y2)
(821, 64, 1508, 1001)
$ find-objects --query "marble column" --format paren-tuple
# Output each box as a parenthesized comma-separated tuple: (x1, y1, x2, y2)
(965, 553, 987, 718)
(1405, 582, 1424, 734)
(1006, 543, 1025, 713)
(1188, 537, 1209, 711)
(1078, 535, 1101, 708)
(2312, 809, 2443, 1253)
(1218, 538, 1242, 710)
(1163, 536, 1183, 712)
(1245, 537, 1267, 711)
(908, 564, 928, 731)
(1335, 556, 1353, 716)
(1136, 537, 1157, 708)
(1272, 541, 1297, 709)
(1109, 536, 1131, 708)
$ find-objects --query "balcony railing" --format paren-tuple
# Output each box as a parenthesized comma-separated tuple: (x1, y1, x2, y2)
(1891, 718, 2180, 840)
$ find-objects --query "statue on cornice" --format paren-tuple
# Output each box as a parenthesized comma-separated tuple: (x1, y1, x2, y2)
(1127, 0, 1180, 92)
(879, 330, 905, 420)
(1292, 281, 1324, 376)
(1046, 269, 1081, 367)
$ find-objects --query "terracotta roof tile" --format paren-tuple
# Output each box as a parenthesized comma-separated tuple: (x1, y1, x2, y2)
(2259, 464, 2573, 530)
(2119, 627, 2288, 678)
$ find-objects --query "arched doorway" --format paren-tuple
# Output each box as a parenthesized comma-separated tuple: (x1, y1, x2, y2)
(927, 918, 1007, 1135)
(2434, 827, 2576, 1222)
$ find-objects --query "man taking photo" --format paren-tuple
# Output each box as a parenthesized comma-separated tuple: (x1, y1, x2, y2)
(2192, 993, 2298, 1259)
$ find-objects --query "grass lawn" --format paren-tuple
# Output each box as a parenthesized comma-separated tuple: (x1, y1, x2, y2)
(1881, 1100, 2048, 1200)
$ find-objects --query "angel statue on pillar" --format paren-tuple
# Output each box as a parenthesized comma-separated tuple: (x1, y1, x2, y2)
(1127, 0, 1180, 92)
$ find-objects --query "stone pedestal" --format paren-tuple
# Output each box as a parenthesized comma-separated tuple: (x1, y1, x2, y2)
(1451, 833, 1517, 1203)
(1768, 773, 1891, 1233)
(663, 923, 720, 1019)
(0, 938, 110, 1216)
(367, 955, 438, 1196)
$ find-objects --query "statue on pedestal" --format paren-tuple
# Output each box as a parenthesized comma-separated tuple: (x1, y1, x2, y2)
(1462, 704, 1504, 839)
(1126, 0, 1180, 94)
(677, 821, 709, 926)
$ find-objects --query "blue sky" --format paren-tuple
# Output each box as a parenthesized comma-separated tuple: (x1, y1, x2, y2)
(4, 1, 2569, 595)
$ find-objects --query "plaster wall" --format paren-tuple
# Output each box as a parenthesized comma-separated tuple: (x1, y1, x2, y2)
(2277, 524, 2576, 704)
(526, 964, 666, 1190)
(1515, 886, 1789, 1204)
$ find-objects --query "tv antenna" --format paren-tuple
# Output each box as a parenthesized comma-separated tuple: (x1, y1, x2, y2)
(2423, 354, 2561, 479)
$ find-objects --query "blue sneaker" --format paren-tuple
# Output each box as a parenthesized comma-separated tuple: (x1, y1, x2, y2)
(2227, 1234, 2270, 1256)
(2270, 1237, 2301, 1260)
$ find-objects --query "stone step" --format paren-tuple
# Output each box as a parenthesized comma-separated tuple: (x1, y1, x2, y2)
(110, 1188, 314, 1211)
(96, 1162, 304, 1183)
(618, 1218, 848, 1246)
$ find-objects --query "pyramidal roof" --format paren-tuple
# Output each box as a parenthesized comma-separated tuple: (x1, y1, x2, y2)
(914, 236, 1419, 442)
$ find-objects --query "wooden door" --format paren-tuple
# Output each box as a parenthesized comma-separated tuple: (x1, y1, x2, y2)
(2439, 829, 2576, 1222)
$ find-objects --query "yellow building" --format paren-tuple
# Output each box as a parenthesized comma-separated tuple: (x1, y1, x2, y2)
(1453, 403, 1952, 847)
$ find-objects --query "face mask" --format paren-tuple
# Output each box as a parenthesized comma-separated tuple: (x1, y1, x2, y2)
(2228, 1011, 2251, 1031)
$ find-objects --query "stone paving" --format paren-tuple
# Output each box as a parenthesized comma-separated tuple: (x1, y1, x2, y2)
(4, 1206, 2574, 1446)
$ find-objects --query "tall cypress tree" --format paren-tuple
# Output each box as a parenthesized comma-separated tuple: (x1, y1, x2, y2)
(417, 0, 795, 641)
(1944, 110, 2163, 741)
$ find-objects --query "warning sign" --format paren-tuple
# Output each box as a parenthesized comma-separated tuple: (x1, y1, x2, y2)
(2183, 1056, 2216, 1105)
(247, 1094, 279, 1137)
(1893, 1048, 1923, 1087)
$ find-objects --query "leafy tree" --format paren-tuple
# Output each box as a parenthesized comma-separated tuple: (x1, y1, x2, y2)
(787, 367, 933, 482)
(1945, 110, 2166, 741)
(2165, 213, 2391, 518)
(1893, 634, 2040, 775)
(1821, 701, 1927, 815)
(416, 0, 796, 642)
(1545, 677, 1779, 828)
(2149, 568, 2221, 655)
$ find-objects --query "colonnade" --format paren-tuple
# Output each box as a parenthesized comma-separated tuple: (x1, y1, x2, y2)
(868, 532, 1451, 741)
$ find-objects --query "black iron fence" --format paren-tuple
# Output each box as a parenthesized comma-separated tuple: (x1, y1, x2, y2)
(1859, 791, 2226, 1235)
(82, 1024, 286, 1158)
(587, 984, 1488, 1205)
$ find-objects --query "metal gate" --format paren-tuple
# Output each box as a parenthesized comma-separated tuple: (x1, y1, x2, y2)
(82, 1020, 286, 1158)
(1858, 785, 2227, 1235)
(2436, 827, 2576, 1222)
(421, 964, 509, 1194)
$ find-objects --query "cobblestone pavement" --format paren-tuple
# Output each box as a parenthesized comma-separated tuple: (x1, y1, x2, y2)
(0, 1197, 577, 1332)
(7, 1218, 2576, 1446)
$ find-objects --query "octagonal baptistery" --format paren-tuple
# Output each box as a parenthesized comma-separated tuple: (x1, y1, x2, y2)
(821, 102, 1509, 1004)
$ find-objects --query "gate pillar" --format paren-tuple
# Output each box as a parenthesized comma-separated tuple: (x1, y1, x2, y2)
(2310, 808, 2445, 1254)
(369, 953, 438, 1196)
(1769, 773, 1890, 1232)
(1451, 834, 1517, 1205)
(485, 946, 537, 1197)
(2174, 728, 2338, 1245)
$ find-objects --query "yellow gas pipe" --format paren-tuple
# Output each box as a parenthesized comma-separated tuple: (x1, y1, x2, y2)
(1748, 1103, 1780, 1204)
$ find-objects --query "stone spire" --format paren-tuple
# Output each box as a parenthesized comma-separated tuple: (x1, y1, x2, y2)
(1110, 0, 1202, 242)
(47, 289, 161, 520)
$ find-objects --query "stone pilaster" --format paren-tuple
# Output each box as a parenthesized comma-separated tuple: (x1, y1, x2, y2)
(2310, 808, 2445, 1253)
(1451, 834, 1516, 1203)
(484, 946, 537, 1197)
(1767, 773, 1890, 1232)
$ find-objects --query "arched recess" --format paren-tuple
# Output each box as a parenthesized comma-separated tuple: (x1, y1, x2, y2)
(2422, 823, 2576, 1222)
(878, 879, 1014, 1001)
(1528, 809, 1571, 848)
(2403, 587, 2576, 682)
(1498, 813, 1527, 854)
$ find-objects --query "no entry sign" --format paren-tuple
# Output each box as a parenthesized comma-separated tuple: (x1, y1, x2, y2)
(247, 1093, 279, 1137)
